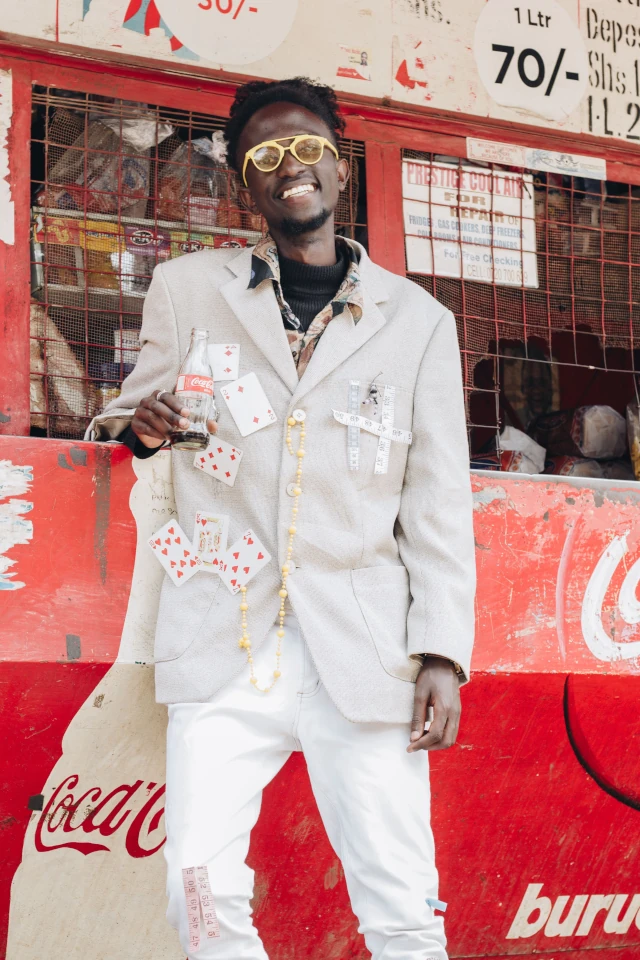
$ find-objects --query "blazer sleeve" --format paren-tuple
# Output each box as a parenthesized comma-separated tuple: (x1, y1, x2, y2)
(396, 308, 476, 683)
(84, 263, 181, 442)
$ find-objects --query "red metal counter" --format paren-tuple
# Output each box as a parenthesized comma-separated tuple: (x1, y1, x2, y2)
(1, 435, 640, 959)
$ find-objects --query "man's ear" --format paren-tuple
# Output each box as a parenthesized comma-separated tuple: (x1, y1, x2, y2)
(237, 185, 260, 214)
(337, 158, 351, 194)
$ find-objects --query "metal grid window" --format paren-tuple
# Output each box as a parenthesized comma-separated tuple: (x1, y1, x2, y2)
(30, 86, 367, 439)
(403, 149, 640, 469)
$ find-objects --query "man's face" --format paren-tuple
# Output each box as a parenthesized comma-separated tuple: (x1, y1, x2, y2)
(236, 102, 350, 238)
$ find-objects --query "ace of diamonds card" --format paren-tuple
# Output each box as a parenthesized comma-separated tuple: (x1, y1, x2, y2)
(148, 520, 202, 586)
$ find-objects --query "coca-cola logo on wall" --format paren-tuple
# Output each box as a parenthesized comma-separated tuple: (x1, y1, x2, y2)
(34, 775, 166, 858)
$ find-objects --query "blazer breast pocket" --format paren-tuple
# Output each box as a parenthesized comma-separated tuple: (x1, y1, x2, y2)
(347, 385, 414, 491)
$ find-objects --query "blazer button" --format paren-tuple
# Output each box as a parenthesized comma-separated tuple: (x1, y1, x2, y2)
(286, 482, 298, 497)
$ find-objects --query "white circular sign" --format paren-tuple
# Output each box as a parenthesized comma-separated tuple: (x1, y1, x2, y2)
(155, 0, 299, 65)
(474, 0, 588, 121)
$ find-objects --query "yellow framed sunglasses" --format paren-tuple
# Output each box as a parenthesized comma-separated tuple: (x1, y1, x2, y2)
(242, 134, 339, 186)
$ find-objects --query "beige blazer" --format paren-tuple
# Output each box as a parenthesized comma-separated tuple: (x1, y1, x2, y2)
(88, 241, 476, 723)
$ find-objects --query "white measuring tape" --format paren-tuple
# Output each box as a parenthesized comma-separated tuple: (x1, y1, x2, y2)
(182, 865, 221, 951)
(347, 380, 361, 472)
(333, 383, 412, 476)
(374, 384, 395, 475)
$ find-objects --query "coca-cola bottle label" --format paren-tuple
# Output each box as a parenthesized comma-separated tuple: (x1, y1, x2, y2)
(176, 374, 214, 397)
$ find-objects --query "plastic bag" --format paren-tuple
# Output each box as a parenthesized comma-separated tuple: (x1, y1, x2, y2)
(99, 116, 174, 152)
(499, 426, 546, 474)
(157, 136, 229, 225)
(529, 405, 627, 460)
(37, 120, 152, 216)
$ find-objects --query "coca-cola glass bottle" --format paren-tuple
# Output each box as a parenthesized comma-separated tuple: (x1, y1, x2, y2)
(170, 328, 218, 451)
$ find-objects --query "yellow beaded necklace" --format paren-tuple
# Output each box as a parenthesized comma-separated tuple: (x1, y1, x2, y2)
(238, 409, 307, 692)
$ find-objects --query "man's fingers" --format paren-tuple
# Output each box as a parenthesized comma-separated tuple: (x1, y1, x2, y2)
(152, 392, 189, 417)
(207, 420, 218, 435)
(409, 686, 429, 743)
(407, 697, 460, 752)
(141, 396, 190, 431)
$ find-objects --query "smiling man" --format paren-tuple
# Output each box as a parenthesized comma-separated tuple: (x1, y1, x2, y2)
(89, 77, 476, 960)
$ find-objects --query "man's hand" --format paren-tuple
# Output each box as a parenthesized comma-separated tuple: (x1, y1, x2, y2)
(131, 391, 218, 449)
(407, 656, 461, 753)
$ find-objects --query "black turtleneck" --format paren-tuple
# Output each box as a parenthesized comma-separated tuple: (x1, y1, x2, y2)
(279, 243, 349, 333)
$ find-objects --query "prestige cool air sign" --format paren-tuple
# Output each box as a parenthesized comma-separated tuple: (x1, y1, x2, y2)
(403, 159, 538, 288)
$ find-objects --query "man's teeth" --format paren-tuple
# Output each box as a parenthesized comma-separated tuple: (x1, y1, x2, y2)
(281, 184, 316, 199)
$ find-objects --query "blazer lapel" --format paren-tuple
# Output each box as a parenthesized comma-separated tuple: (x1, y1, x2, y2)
(291, 248, 389, 406)
(219, 247, 299, 394)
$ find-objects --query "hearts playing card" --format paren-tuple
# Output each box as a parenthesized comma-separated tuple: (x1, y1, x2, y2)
(208, 343, 240, 381)
(194, 437, 243, 487)
(220, 372, 277, 438)
(217, 529, 272, 595)
(193, 511, 229, 572)
(148, 520, 202, 587)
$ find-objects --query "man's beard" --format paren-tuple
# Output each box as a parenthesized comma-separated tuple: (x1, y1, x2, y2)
(278, 206, 332, 238)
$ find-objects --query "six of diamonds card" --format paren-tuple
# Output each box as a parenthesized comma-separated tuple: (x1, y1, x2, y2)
(217, 529, 272, 595)
(148, 521, 202, 586)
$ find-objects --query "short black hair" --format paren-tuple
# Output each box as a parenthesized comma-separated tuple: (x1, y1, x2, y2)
(224, 77, 345, 173)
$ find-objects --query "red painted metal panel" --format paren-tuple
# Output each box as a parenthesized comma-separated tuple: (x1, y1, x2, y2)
(2, 436, 640, 959)
(0, 59, 33, 435)
(365, 141, 405, 277)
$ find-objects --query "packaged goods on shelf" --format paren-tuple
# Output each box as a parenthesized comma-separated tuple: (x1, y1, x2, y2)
(36, 115, 172, 217)
(599, 459, 636, 481)
(627, 402, 640, 481)
(543, 456, 605, 478)
(529, 405, 627, 460)
(471, 450, 540, 474)
(94, 362, 123, 414)
(30, 303, 96, 434)
(543, 456, 635, 480)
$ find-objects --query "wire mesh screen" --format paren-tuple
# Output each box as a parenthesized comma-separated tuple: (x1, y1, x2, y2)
(30, 86, 367, 439)
(403, 148, 640, 476)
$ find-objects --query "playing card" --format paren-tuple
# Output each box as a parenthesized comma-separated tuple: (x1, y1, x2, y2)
(220, 372, 277, 437)
(193, 511, 229, 572)
(208, 343, 240, 381)
(148, 520, 202, 586)
(194, 437, 243, 487)
(217, 529, 272, 595)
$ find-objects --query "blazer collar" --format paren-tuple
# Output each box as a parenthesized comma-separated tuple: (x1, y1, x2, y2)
(220, 246, 299, 394)
(219, 241, 389, 402)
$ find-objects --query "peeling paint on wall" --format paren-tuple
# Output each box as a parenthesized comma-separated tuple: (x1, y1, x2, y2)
(0, 461, 33, 590)
(0, 68, 15, 246)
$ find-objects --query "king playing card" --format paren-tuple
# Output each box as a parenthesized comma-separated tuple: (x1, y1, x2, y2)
(148, 520, 202, 586)
(217, 529, 272, 594)
(193, 512, 229, 572)
(220, 372, 277, 437)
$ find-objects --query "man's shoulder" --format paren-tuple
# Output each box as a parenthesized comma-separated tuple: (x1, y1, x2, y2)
(365, 255, 449, 321)
(158, 246, 248, 285)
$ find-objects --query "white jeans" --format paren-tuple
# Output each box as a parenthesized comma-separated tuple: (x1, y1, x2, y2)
(164, 614, 447, 960)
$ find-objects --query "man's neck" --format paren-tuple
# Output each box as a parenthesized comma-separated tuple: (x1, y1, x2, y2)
(269, 218, 338, 266)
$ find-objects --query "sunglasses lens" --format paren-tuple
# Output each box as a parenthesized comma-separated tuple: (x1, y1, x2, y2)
(252, 144, 282, 171)
(294, 137, 324, 164)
